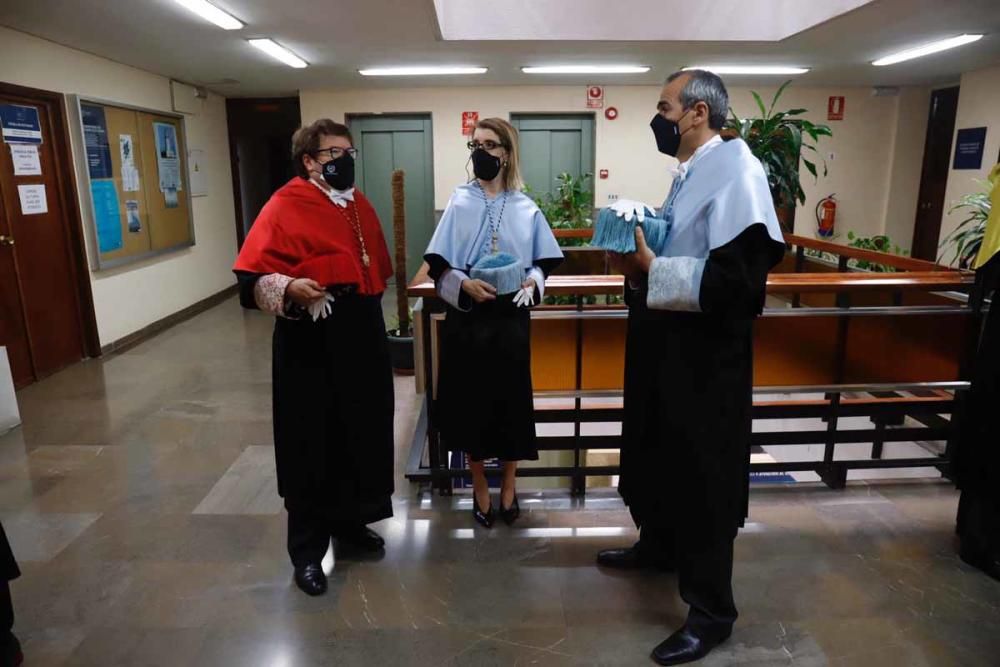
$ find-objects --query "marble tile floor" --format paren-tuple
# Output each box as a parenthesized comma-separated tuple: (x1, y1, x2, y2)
(1, 297, 999, 666)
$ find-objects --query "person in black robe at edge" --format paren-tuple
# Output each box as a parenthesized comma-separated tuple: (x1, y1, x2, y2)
(596, 70, 786, 665)
(1, 521, 22, 667)
(423, 118, 563, 528)
(233, 119, 396, 596)
(955, 161, 1000, 581)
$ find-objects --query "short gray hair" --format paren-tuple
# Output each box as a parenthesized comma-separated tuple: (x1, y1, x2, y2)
(666, 69, 730, 130)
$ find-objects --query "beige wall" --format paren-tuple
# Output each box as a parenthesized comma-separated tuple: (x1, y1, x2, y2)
(302, 82, 928, 241)
(0, 27, 238, 345)
(940, 63, 1000, 262)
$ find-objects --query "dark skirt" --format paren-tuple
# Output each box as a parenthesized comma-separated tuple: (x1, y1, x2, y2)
(437, 298, 538, 462)
(272, 293, 394, 523)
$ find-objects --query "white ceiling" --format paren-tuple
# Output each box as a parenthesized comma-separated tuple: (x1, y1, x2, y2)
(1, 0, 999, 97)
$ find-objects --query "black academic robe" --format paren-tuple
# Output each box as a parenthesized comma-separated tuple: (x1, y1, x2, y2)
(0, 522, 18, 583)
(618, 223, 783, 547)
(955, 255, 1000, 571)
(236, 276, 395, 521)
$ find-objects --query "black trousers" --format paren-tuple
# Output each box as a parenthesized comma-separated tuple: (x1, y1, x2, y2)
(0, 580, 15, 667)
(286, 508, 367, 568)
(638, 521, 738, 639)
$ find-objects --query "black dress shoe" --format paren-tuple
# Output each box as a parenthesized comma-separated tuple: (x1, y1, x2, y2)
(473, 495, 495, 528)
(337, 525, 386, 553)
(500, 495, 520, 525)
(293, 563, 328, 596)
(960, 545, 1000, 582)
(1, 631, 23, 667)
(651, 625, 730, 666)
(596, 544, 675, 571)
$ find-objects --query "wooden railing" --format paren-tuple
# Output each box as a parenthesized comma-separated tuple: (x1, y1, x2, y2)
(551, 227, 965, 275)
(405, 247, 986, 493)
(407, 270, 974, 299)
(783, 234, 954, 273)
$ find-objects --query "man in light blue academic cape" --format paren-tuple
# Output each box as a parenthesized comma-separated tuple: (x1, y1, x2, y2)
(596, 70, 786, 666)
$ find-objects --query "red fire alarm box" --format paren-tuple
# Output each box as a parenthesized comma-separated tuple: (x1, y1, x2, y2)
(599, 169, 609, 179)
(587, 86, 604, 109)
(605, 107, 619, 121)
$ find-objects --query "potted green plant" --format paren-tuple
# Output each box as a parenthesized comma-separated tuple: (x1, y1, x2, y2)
(940, 178, 992, 268)
(526, 172, 601, 305)
(526, 172, 594, 248)
(387, 169, 414, 374)
(846, 231, 909, 273)
(725, 80, 833, 232)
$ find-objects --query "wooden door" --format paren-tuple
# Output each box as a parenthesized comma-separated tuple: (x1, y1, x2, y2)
(911, 86, 960, 262)
(0, 82, 98, 387)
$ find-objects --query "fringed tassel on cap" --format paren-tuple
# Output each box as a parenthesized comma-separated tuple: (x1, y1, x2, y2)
(592, 207, 671, 255)
(470, 252, 524, 295)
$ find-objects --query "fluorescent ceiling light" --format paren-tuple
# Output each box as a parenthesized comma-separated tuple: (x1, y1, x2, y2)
(522, 65, 651, 74)
(359, 67, 488, 76)
(248, 39, 308, 68)
(872, 34, 984, 66)
(173, 0, 243, 30)
(684, 65, 809, 75)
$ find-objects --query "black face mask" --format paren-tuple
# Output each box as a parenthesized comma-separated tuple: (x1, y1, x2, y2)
(471, 148, 503, 182)
(319, 153, 355, 190)
(650, 110, 690, 157)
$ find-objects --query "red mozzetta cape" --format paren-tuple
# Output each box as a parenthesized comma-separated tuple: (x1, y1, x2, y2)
(234, 177, 393, 295)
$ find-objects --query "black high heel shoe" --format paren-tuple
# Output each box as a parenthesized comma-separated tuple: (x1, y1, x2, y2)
(473, 495, 495, 528)
(500, 495, 520, 526)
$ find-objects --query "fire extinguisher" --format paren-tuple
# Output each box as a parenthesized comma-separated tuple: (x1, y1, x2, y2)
(816, 194, 837, 238)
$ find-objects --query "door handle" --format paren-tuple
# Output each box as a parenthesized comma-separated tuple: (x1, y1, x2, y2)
(0, 235, 14, 246)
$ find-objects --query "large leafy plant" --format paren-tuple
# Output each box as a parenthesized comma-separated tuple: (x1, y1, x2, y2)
(526, 172, 594, 248)
(725, 80, 832, 217)
(939, 178, 992, 268)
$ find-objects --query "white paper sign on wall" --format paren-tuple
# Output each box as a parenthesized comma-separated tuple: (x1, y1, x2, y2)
(17, 184, 47, 215)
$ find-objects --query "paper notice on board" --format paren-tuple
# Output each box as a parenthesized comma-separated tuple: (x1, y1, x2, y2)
(126, 200, 141, 233)
(91, 180, 122, 252)
(10, 144, 41, 176)
(153, 122, 182, 192)
(119, 134, 140, 192)
(17, 184, 47, 215)
(188, 148, 207, 196)
(164, 187, 179, 208)
(81, 104, 113, 179)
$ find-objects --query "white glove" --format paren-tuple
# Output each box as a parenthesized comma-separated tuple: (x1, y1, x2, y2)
(609, 198, 655, 223)
(308, 293, 335, 321)
(513, 286, 534, 308)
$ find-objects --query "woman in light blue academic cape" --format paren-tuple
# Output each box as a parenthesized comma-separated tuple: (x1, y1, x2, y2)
(424, 118, 563, 529)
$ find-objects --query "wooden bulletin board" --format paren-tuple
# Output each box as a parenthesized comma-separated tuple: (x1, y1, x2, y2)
(68, 96, 194, 270)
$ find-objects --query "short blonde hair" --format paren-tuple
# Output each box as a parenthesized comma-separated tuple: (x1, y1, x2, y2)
(475, 117, 523, 192)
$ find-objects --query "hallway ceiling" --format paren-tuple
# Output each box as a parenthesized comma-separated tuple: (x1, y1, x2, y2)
(2, 0, 999, 96)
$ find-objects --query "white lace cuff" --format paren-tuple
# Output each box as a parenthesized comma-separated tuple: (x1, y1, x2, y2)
(254, 273, 296, 317)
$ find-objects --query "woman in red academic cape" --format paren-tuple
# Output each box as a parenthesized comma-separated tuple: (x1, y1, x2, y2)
(233, 119, 394, 597)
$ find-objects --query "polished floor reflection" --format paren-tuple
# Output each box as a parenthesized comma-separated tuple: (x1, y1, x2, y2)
(1, 298, 999, 666)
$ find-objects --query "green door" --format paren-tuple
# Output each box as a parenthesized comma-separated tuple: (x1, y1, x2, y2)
(349, 115, 434, 283)
(511, 114, 595, 201)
